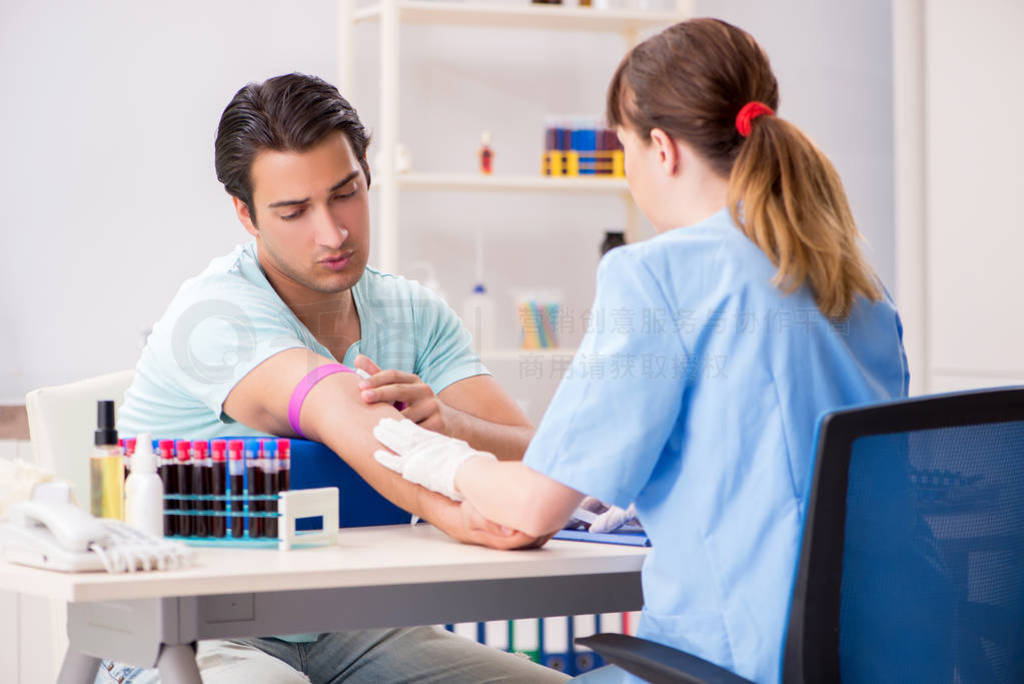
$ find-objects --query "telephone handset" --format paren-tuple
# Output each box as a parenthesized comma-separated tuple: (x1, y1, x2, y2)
(10, 500, 111, 552)
(0, 500, 192, 573)
(1, 500, 111, 571)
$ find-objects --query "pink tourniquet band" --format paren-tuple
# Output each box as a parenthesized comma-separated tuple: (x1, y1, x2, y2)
(288, 363, 355, 438)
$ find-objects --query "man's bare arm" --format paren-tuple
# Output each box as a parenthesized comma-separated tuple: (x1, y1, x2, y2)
(437, 375, 534, 461)
(354, 354, 534, 461)
(222, 348, 537, 547)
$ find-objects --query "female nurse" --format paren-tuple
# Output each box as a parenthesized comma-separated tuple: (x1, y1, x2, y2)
(373, 18, 908, 684)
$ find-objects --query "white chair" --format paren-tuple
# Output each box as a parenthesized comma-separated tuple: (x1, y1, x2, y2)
(22, 369, 134, 680)
(25, 369, 135, 509)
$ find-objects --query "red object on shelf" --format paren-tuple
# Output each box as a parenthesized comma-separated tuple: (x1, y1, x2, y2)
(478, 131, 494, 175)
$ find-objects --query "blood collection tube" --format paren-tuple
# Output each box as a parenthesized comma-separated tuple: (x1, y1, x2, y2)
(245, 439, 263, 538)
(210, 440, 227, 538)
(124, 437, 137, 481)
(261, 440, 278, 538)
(228, 440, 245, 538)
(276, 439, 291, 493)
(193, 441, 210, 538)
(175, 440, 193, 537)
(158, 439, 177, 536)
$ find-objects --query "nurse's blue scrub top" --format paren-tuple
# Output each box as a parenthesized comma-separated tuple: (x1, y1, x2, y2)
(522, 208, 908, 683)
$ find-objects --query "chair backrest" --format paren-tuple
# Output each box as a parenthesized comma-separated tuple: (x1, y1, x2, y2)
(25, 369, 135, 508)
(784, 387, 1024, 683)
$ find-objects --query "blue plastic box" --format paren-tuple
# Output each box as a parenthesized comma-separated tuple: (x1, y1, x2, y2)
(281, 438, 411, 528)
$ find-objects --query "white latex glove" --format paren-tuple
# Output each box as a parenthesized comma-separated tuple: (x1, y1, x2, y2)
(373, 418, 496, 501)
(589, 503, 639, 533)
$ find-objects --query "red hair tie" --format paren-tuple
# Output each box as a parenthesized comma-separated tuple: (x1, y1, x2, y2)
(735, 101, 774, 138)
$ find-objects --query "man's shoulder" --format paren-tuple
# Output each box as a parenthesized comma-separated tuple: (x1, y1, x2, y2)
(357, 266, 445, 310)
(122, 243, 309, 435)
(159, 242, 289, 325)
(360, 265, 425, 292)
(146, 242, 298, 369)
(176, 242, 266, 299)
(355, 267, 464, 361)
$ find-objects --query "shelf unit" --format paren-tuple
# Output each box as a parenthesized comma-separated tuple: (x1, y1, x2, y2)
(397, 172, 630, 194)
(351, 1, 684, 33)
(338, 0, 688, 271)
(338, 0, 688, 360)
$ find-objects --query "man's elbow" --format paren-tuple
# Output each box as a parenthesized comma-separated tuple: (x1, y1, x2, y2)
(512, 530, 558, 550)
(517, 507, 569, 539)
(517, 475, 582, 538)
(485, 528, 556, 551)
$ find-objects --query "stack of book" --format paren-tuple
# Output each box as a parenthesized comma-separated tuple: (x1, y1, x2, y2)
(542, 116, 624, 177)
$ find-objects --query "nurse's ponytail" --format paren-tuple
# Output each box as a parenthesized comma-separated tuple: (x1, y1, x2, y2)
(607, 19, 881, 319)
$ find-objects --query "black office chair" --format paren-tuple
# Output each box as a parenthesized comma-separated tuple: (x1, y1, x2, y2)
(577, 387, 1024, 683)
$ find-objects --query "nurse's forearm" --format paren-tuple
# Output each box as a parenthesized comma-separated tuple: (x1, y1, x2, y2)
(454, 458, 584, 538)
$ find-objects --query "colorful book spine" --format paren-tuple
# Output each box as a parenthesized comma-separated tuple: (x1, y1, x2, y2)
(542, 116, 623, 177)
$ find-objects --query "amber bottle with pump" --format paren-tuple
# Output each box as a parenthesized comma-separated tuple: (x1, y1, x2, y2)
(89, 400, 123, 519)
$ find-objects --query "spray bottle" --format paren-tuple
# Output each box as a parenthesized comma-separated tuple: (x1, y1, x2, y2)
(125, 433, 164, 537)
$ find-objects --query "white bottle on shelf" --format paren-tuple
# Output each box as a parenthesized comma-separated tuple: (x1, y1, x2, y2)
(463, 229, 495, 355)
(125, 433, 164, 538)
(463, 283, 495, 355)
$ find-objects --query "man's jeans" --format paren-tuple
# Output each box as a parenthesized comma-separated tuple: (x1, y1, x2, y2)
(95, 626, 568, 683)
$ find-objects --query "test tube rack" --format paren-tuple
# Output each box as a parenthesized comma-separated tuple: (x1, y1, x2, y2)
(163, 486, 338, 551)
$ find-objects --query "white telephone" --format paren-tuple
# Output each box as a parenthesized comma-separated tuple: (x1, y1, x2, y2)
(0, 500, 191, 573)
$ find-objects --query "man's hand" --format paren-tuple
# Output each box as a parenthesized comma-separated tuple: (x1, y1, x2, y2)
(355, 354, 451, 434)
(453, 500, 553, 550)
(355, 353, 534, 461)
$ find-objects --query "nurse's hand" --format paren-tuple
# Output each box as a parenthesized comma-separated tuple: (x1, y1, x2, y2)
(355, 355, 451, 433)
(590, 503, 639, 533)
(457, 500, 554, 550)
(373, 417, 496, 501)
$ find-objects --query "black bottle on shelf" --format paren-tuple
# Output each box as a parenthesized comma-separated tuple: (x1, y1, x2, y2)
(601, 230, 626, 256)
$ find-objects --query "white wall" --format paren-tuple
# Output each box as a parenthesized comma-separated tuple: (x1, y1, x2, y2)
(920, 0, 1024, 392)
(696, 0, 895, 293)
(1, 0, 895, 417)
(0, 0, 338, 403)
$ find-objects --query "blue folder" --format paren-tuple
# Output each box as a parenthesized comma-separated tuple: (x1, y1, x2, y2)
(552, 527, 650, 547)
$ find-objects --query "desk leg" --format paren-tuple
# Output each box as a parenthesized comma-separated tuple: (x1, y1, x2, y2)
(56, 648, 101, 684)
(156, 642, 202, 684)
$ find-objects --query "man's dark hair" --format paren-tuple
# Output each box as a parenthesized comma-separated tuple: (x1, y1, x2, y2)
(214, 73, 371, 222)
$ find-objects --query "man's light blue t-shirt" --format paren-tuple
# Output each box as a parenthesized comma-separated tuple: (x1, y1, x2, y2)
(523, 208, 909, 683)
(119, 241, 489, 440)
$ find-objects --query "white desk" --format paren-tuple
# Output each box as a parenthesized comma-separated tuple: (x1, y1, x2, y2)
(0, 524, 647, 683)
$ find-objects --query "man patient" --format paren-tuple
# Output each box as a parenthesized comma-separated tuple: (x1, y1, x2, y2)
(100, 73, 564, 684)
